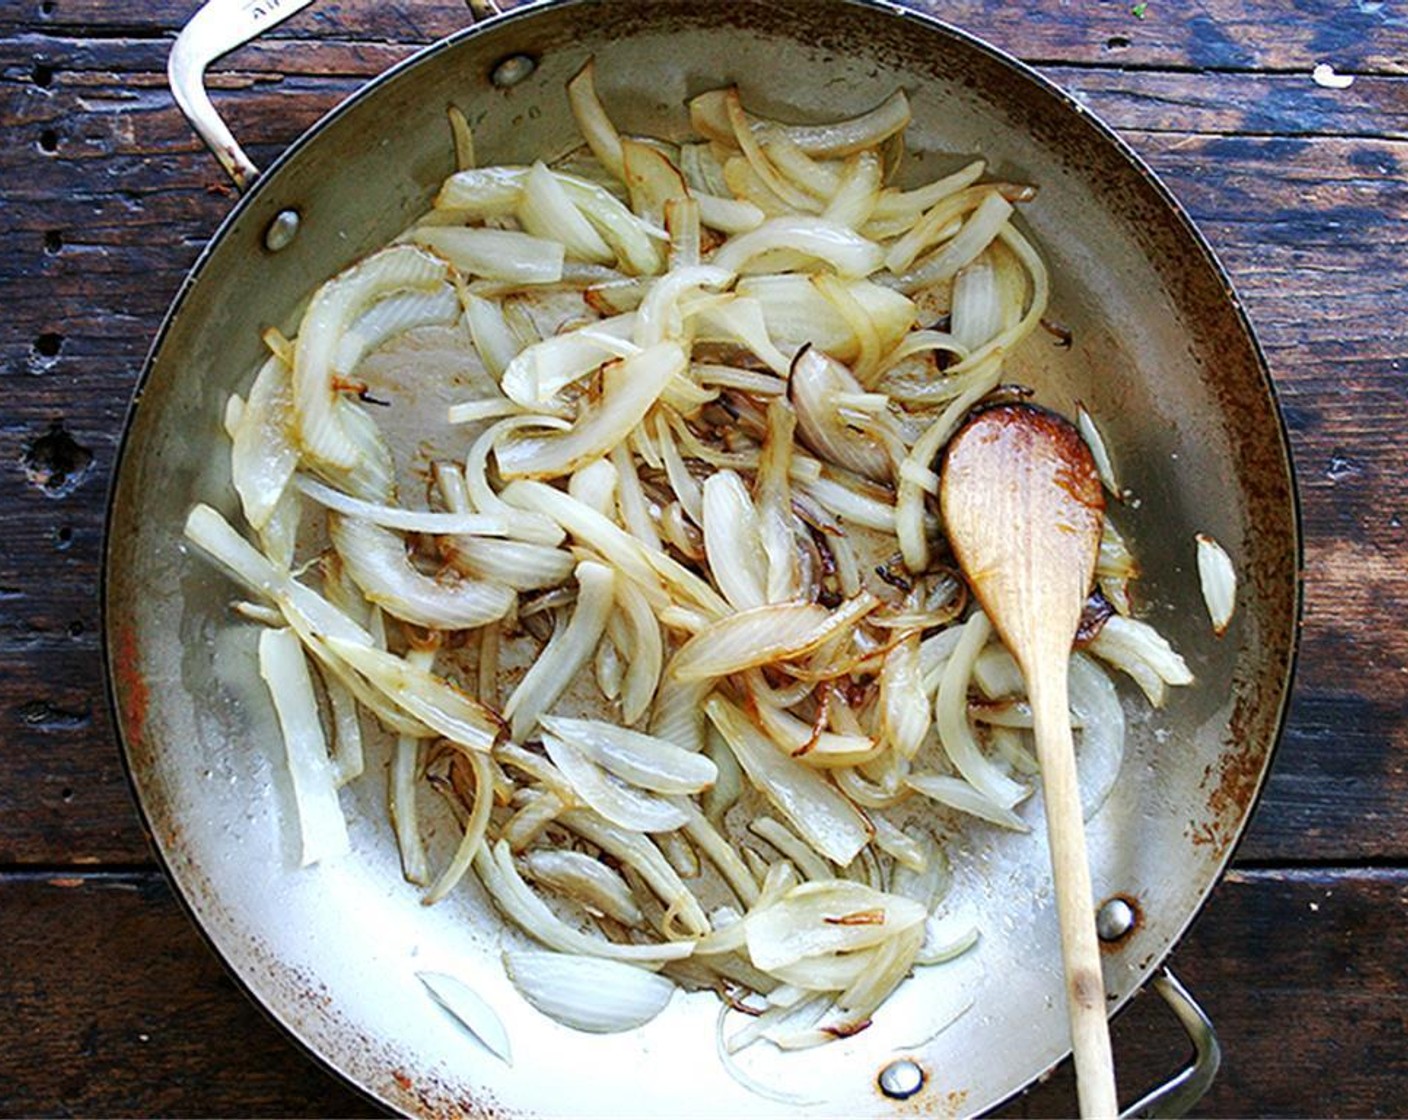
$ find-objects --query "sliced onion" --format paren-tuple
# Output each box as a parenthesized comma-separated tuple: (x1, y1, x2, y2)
(465, 292, 524, 382)
(750, 693, 879, 768)
(705, 694, 871, 866)
(636, 265, 733, 349)
(503, 561, 615, 741)
(749, 817, 832, 882)
(667, 603, 822, 681)
(904, 772, 1029, 831)
(474, 841, 693, 963)
(413, 227, 566, 285)
(822, 149, 883, 229)
(566, 58, 624, 179)
(935, 611, 1030, 808)
(891, 191, 1013, 292)
(880, 634, 930, 759)
(692, 296, 792, 375)
(711, 217, 883, 278)
(521, 848, 644, 926)
(556, 809, 709, 936)
(443, 536, 576, 591)
(701, 470, 768, 612)
(744, 879, 926, 972)
(501, 480, 729, 619)
(1086, 614, 1194, 707)
(622, 137, 690, 229)
(499, 312, 636, 405)
(540, 715, 717, 794)
(434, 165, 527, 215)
(1077, 403, 1122, 498)
(496, 342, 686, 480)
(558, 173, 667, 277)
(1196, 532, 1237, 636)
(257, 627, 349, 866)
(506, 950, 675, 1033)
(789, 346, 892, 482)
(519, 161, 614, 264)
(541, 733, 688, 832)
(611, 576, 664, 725)
(231, 355, 298, 531)
(690, 88, 910, 158)
(697, 192, 766, 234)
(334, 285, 461, 375)
(328, 514, 513, 630)
(418, 971, 513, 1064)
(298, 476, 507, 535)
(293, 244, 447, 471)
(1069, 651, 1125, 820)
(326, 636, 502, 751)
(324, 670, 365, 787)
(424, 749, 496, 904)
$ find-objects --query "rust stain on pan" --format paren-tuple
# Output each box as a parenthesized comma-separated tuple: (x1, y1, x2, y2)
(110, 619, 150, 748)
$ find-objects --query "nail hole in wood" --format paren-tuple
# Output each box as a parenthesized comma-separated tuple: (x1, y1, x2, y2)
(38, 128, 59, 154)
(32, 63, 53, 87)
(34, 331, 63, 357)
(43, 230, 63, 254)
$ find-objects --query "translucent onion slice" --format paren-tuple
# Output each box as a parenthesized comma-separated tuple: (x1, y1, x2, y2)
(750, 694, 879, 768)
(1196, 532, 1237, 636)
(324, 670, 365, 787)
(789, 346, 892, 482)
(504, 561, 615, 741)
(293, 244, 447, 470)
(1086, 614, 1194, 707)
(474, 841, 694, 964)
(668, 594, 878, 681)
(257, 627, 349, 867)
(444, 536, 576, 591)
(879, 634, 930, 759)
(498, 312, 636, 405)
(541, 733, 689, 832)
(744, 879, 926, 972)
(418, 971, 513, 1065)
(891, 191, 1014, 292)
(434, 165, 527, 215)
(298, 476, 508, 535)
(741, 274, 915, 366)
(635, 266, 733, 349)
(540, 715, 717, 794)
(231, 355, 298, 531)
(558, 173, 668, 277)
(519, 161, 614, 264)
(496, 342, 686, 480)
(566, 58, 624, 179)
(706, 695, 871, 867)
(328, 514, 514, 630)
(1077, 403, 1122, 498)
(710, 217, 884, 278)
(951, 252, 1003, 352)
(822, 150, 883, 229)
(750, 817, 832, 882)
(520, 849, 644, 926)
(413, 227, 566, 285)
(465, 292, 524, 382)
(556, 809, 709, 936)
(696, 192, 766, 234)
(612, 576, 664, 725)
(622, 137, 690, 229)
(424, 749, 496, 904)
(501, 480, 729, 619)
(690, 88, 911, 158)
(504, 950, 676, 1033)
(701, 470, 768, 612)
(325, 637, 503, 752)
(935, 611, 1030, 809)
(333, 285, 461, 375)
(904, 772, 1029, 831)
(1069, 652, 1126, 820)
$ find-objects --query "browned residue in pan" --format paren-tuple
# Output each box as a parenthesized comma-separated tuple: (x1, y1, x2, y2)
(111, 621, 149, 748)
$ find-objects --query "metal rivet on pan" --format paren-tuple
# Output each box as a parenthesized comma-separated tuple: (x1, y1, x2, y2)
(264, 208, 301, 252)
(490, 53, 537, 88)
(878, 1058, 925, 1100)
(1097, 896, 1137, 942)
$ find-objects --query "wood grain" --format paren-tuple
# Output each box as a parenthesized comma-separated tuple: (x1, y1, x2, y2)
(2, 868, 1402, 1118)
(0, 1, 1403, 1114)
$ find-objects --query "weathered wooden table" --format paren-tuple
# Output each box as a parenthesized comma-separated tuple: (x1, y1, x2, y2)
(2, 0, 1404, 1115)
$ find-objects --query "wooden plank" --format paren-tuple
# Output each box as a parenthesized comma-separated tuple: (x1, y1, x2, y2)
(4, 0, 1408, 74)
(0, 47, 1404, 867)
(2, 867, 1402, 1117)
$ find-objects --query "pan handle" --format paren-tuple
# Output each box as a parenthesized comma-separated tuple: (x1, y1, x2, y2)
(168, 0, 503, 190)
(1118, 969, 1222, 1119)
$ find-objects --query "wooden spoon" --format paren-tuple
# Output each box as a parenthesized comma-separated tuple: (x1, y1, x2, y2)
(939, 402, 1116, 1118)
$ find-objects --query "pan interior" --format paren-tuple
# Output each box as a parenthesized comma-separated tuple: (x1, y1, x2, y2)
(105, 1, 1297, 1115)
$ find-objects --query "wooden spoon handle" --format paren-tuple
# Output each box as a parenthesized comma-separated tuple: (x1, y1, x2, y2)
(1030, 656, 1118, 1119)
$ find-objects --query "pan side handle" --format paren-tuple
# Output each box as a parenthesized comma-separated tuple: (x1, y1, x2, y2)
(1119, 969, 1223, 1119)
(167, 0, 503, 190)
